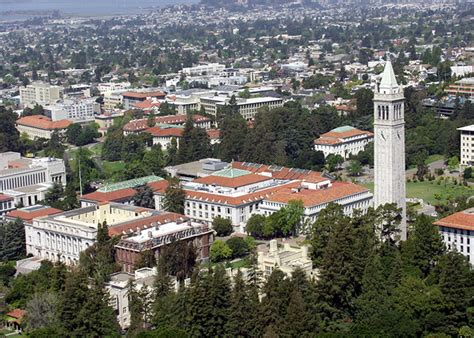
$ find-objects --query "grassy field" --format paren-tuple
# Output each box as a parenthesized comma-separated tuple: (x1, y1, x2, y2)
(364, 180, 473, 205)
(102, 161, 126, 182)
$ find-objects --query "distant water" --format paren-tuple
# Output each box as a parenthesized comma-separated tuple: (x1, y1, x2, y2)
(0, 0, 199, 21)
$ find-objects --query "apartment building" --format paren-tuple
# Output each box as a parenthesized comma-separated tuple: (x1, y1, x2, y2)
(458, 125, 474, 166)
(20, 82, 63, 107)
(314, 126, 374, 159)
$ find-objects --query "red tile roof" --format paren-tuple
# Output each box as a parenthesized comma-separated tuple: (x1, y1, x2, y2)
(16, 115, 72, 130)
(134, 99, 161, 109)
(145, 126, 184, 138)
(232, 162, 326, 181)
(108, 212, 186, 236)
(264, 181, 369, 207)
(123, 114, 210, 132)
(6, 309, 26, 320)
(6, 207, 62, 224)
(81, 181, 169, 204)
(0, 194, 13, 202)
(81, 188, 137, 203)
(184, 181, 300, 206)
(207, 128, 220, 139)
(122, 91, 166, 99)
(194, 173, 272, 188)
(434, 209, 474, 231)
(315, 127, 373, 146)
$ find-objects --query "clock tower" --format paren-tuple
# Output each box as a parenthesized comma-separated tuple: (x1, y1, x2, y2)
(373, 59, 407, 240)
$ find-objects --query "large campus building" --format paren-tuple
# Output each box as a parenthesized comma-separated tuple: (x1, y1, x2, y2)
(458, 125, 474, 167)
(19, 82, 63, 107)
(0, 152, 66, 208)
(314, 126, 374, 159)
(435, 208, 474, 264)
(16, 115, 72, 140)
(25, 202, 212, 267)
(156, 162, 373, 233)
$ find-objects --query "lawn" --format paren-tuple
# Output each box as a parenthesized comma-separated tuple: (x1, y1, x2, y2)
(363, 180, 473, 205)
(102, 161, 126, 182)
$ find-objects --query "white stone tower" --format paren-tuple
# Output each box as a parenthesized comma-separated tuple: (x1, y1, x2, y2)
(373, 60, 407, 241)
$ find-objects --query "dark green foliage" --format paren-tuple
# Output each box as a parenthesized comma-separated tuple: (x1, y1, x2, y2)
(177, 118, 211, 164)
(159, 240, 197, 281)
(102, 127, 124, 161)
(163, 179, 185, 214)
(0, 263, 16, 286)
(0, 218, 26, 261)
(226, 237, 249, 259)
(217, 107, 248, 162)
(133, 185, 155, 209)
(212, 216, 233, 236)
(66, 123, 100, 146)
(0, 106, 21, 152)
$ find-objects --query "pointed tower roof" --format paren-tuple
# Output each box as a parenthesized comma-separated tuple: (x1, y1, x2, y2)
(380, 60, 398, 89)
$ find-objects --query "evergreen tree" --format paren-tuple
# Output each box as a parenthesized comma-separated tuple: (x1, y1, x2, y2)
(188, 271, 213, 337)
(143, 144, 165, 176)
(281, 289, 311, 337)
(316, 217, 362, 330)
(166, 138, 179, 166)
(58, 269, 89, 335)
(0, 106, 21, 152)
(163, 179, 185, 214)
(77, 280, 120, 337)
(225, 270, 253, 337)
(260, 269, 290, 334)
(217, 108, 248, 161)
(208, 265, 231, 336)
(0, 218, 26, 261)
(153, 261, 175, 329)
(133, 185, 155, 209)
(309, 203, 347, 267)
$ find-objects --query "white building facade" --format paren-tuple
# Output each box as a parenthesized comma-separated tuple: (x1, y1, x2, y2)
(458, 125, 474, 167)
(45, 98, 100, 122)
(314, 126, 374, 159)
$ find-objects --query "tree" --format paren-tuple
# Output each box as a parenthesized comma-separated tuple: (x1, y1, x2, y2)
(448, 156, 459, 172)
(166, 138, 178, 166)
(225, 269, 253, 336)
(43, 182, 64, 209)
(217, 108, 248, 162)
(58, 269, 89, 335)
(77, 280, 120, 337)
(163, 179, 185, 214)
(66, 124, 82, 144)
(348, 159, 363, 176)
(226, 237, 249, 259)
(102, 128, 124, 161)
(143, 145, 165, 176)
(281, 290, 311, 337)
(159, 241, 196, 281)
(207, 265, 231, 336)
(326, 154, 344, 172)
(210, 240, 232, 262)
(0, 106, 21, 152)
(152, 261, 175, 329)
(212, 217, 233, 236)
(245, 214, 266, 238)
(310, 203, 347, 267)
(0, 218, 26, 261)
(133, 185, 155, 209)
(260, 269, 290, 334)
(24, 292, 60, 332)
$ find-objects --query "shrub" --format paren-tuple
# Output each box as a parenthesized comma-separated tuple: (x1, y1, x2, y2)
(210, 240, 232, 263)
(226, 237, 249, 259)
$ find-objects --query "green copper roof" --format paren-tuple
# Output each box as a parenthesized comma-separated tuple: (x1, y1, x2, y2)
(212, 167, 251, 178)
(331, 125, 356, 133)
(98, 175, 163, 193)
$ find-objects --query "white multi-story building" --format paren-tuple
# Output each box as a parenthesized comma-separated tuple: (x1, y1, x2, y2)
(0, 152, 66, 207)
(0, 194, 14, 216)
(25, 203, 183, 265)
(200, 96, 284, 120)
(97, 82, 131, 95)
(181, 63, 226, 76)
(458, 125, 474, 167)
(435, 208, 474, 264)
(155, 162, 372, 233)
(20, 82, 63, 107)
(314, 126, 374, 159)
(45, 98, 100, 122)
